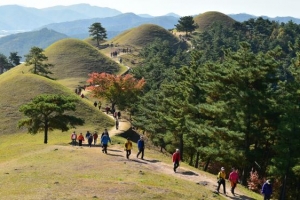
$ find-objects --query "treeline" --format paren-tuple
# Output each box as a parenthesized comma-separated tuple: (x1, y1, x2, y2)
(0, 52, 21, 74)
(131, 17, 300, 199)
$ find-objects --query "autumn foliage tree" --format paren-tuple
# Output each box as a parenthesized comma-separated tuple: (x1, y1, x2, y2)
(87, 72, 145, 110)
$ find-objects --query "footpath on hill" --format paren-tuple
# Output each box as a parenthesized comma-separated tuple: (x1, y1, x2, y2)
(102, 111, 255, 200)
(78, 46, 256, 200)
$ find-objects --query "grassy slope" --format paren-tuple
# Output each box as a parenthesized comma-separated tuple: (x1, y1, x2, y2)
(194, 11, 236, 32)
(45, 38, 121, 88)
(108, 24, 180, 49)
(0, 70, 114, 135)
(0, 132, 228, 200)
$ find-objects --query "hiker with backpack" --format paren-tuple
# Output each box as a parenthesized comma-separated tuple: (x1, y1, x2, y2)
(136, 136, 145, 159)
(88, 134, 93, 147)
(101, 133, 111, 154)
(124, 137, 133, 159)
(70, 131, 77, 146)
(172, 149, 180, 172)
(216, 167, 227, 195)
(77, 133, 84, 146)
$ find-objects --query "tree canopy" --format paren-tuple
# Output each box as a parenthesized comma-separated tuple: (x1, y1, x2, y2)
(24, 46, 53, 76)
(88, 22, 107, 46)
(175, 16, 197, 36)
(87, 72, 145, 111)
(18, 94, 84, 144)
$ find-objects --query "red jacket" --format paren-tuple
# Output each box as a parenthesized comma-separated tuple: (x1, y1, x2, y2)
(172, 152, 180, 162)
(77, 135, 84, 141)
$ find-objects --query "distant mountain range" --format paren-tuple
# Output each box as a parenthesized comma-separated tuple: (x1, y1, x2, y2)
(1, 4, 300, 34)
(1, 4, 300, 59)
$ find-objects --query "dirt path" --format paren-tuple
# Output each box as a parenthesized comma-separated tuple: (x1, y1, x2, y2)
(77, 48, 256, 200)
(102, 119, 255, 200)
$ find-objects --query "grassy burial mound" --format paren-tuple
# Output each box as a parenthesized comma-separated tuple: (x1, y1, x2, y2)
(108, 24, 186, 49)
(194, 11, 236, 32)
(45, 38, 120, 81)
(0, 72, 114, 135)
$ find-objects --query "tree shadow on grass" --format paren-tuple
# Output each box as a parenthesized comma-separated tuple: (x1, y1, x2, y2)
(118, 128, 141, 143)
(178, 170, 199, 176)
(227, 194, 256, 200)
(143, 159, 161, 163)
(105, 153, 123, 157)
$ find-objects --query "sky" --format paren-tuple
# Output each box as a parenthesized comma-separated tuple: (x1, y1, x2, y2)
(0, 0, 299, 18)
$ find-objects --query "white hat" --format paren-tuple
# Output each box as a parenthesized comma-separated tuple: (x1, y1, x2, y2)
(221, 167, 225, 171)
(266, 180, 271, 184)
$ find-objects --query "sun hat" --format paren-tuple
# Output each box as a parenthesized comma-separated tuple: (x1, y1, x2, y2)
(221, 167, 225, 171)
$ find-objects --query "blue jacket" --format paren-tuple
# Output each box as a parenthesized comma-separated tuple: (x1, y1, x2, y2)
(137, 139, 144, 149)
(101, 135, 111, 145)
(262, 182, 272, 195)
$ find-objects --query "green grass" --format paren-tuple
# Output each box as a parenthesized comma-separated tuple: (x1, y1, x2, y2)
(194, 11, 236, 32)
(0, 132, 227, 200)
(45, 38, 120, 82)
(0, 72, 114, 135)
(108, 24, 180, 49)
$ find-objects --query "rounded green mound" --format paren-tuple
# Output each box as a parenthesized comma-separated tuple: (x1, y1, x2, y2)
(194, 11, 236, 31)
(0, 73, 113, 135)
(109, 24, 180, 48)
(45, 38, 120, 80)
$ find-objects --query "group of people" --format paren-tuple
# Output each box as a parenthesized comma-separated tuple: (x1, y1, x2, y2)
(70, 129, 111, 150)
(72, 130, 272, 198)
(124, 136, 145, 160)
(215, 167, 272, 199)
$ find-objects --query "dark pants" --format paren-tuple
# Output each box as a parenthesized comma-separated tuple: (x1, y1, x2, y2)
(173, 160, 179, 172)
(137, 148, 144, 159)
(94, 139, 97, 145)
(102, 144, 108, 153)
(231, 182, 237, 194)
(71, 139, 76, 146)
(264, 194, 271, 200)
(79, 140, 83, 146)
(126, 150, 131, 159)
(217, 178, 226, 194)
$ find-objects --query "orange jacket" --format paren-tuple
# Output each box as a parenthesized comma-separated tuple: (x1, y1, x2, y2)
(77, 135, 84, 141)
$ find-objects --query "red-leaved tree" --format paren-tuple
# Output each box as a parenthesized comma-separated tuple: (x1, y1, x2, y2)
(87, 72, 145, 110)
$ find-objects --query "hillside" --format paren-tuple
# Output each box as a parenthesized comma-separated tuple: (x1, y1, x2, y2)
(0, 69, 114, 135)
(109, 24, 183, 49)
(44, 38, 120, 86)
(0, 28, 68, 59)
(194, 11, 236, 31)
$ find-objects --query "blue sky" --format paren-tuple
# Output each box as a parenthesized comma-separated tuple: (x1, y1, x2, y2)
(0, 0, 299, 18)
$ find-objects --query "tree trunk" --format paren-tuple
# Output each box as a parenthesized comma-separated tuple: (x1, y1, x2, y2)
(189, 151, 194, 166)
(204, 157, 210, 171)
(44, 121, 48, 144)
(179, 134, 184, 161)
(194, 151, 200, 168)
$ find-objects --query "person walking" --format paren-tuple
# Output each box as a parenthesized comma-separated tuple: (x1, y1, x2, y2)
(93, 131, 98, 145)
(229, 167, 239, 195)
(262, 180, 272, 200)
(172, 149, 181, 172)
(136, 136, 145, 159)
(101, 128, 109, 138)
(88, 134, 93, 147)
(77, 133, 84, 146)
(101, 133, 111, 154)
(216, 167, 227, 195)
(70, 131, 77, 146)
(124, 137, 133, 159)
(85, 131, 91, 140)
(116, 119, 119, 130)
(93, 101, 97, 107)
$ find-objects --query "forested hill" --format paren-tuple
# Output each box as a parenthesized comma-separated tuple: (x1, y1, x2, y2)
(131, 16, 300, 199)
